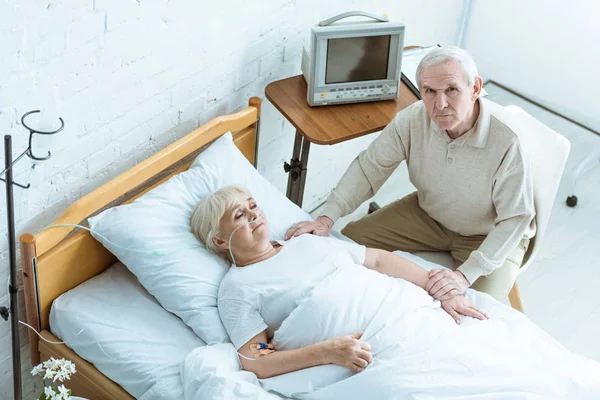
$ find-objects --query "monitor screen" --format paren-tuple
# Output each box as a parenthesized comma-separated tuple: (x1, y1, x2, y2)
(325, 35, 391, 84)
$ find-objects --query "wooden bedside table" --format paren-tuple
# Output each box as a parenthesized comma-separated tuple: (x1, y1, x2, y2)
(265, 74, 419, 207)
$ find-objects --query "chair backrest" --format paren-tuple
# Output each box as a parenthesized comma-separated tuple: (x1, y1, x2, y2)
(504, 105, 571, 270)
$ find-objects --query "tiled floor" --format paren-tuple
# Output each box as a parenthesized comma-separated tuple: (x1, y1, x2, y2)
(312, 82, 600, 362)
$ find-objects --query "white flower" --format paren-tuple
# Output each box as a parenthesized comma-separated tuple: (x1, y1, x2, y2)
(55, 369, 70, 382)
(63, 360, 76, 376)
(43, 357, 60, 372)
(43, 369, 57, 380)
(37, 359, 76, 400)
(51, 358, 61, 370)
(59, 365, 72, 381)
(44, 386, 55, 399)
(58, 384, 70, 397)
(31, 363, 44, 376)
(67, 363, 76, 375)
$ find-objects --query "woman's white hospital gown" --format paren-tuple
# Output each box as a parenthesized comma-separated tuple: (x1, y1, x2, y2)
(218, 234, 365, 351)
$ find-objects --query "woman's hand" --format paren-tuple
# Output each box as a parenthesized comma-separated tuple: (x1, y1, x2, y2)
(321, 332, 373, 372)
(440, 295, 488, 324)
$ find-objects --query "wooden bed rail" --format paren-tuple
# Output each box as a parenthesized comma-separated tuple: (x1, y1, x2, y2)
(20, 233, 40, 365)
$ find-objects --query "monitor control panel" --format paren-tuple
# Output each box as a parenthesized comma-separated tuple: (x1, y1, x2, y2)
(312, 84, 398, 105)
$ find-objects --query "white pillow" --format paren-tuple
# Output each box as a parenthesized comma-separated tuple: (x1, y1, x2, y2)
(88, 132, 312, 343)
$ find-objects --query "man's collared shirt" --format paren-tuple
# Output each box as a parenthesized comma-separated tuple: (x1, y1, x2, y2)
(322, 98, 536, 283)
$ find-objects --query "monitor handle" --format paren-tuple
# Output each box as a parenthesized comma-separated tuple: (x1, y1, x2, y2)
(318, 11, 390, 26)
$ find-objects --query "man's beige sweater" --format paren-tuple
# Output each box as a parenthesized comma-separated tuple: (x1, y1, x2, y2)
(322, 98, 536, 284)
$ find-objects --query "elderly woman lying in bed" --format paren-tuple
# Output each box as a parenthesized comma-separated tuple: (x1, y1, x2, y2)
(190, 186, 600, 399)
(190, 185, 488, 378)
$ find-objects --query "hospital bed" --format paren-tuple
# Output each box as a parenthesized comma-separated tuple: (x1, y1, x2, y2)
(19, 97, 263, 399)
(18, 95, 599, 399)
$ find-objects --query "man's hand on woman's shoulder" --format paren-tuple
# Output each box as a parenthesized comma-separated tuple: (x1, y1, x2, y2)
(284, 216, 334, 240)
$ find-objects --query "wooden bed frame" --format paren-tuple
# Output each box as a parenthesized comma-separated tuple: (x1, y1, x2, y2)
(19, 97, 262, 399)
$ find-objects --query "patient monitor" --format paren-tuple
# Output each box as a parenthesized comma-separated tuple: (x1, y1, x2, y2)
(301, 11, 405, 106)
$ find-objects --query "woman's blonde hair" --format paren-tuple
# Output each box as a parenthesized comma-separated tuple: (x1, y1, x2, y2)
(190, 185, 250, 260)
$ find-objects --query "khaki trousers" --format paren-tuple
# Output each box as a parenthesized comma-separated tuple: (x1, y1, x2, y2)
(341, 192, 529, 300)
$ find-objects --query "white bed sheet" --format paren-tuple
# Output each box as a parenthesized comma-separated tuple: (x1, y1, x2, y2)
(180, 250, 600, 399)
(50, 262, 205, 400)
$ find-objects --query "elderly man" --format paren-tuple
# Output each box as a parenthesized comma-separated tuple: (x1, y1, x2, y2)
(285, 46, 535, 301)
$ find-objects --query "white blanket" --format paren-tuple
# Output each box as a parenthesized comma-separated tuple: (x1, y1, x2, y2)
(182, 263, 600, 400)
(181, 344, 283, 400)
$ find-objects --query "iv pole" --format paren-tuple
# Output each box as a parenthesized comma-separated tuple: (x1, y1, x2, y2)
(0, 111, 64, 400)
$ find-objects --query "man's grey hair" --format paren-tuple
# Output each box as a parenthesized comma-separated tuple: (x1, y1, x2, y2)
(416, 46, 479, 89)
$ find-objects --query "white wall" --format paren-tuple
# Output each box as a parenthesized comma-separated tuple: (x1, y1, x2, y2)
(0, 0, 464, 397)
(463, 0, 600, 131)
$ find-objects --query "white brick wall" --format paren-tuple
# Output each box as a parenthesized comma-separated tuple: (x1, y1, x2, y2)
(0, 0, 464, 397)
